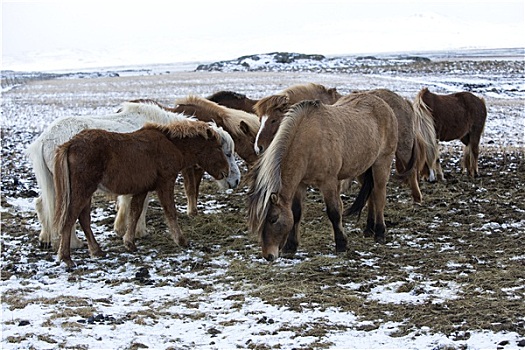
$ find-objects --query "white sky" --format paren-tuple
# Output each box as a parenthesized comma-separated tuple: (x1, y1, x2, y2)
(1, 0, 524, 70)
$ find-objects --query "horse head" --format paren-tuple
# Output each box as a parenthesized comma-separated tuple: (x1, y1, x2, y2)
(209, 124, 241, 189)
(253, 95, 290, 155)
(260, 193, 294, 261)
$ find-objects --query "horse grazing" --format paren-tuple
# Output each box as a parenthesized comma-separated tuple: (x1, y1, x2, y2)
(253, 83, 342, 154)
(354, 89, 437, 203)
(413, 87, 487, 179)
(116, 96, 259, 220)
(26, 101, 212, 249)
(247, 94, 398, 261)
(206, 90, 259, 114)
(54, 120, 240, 268)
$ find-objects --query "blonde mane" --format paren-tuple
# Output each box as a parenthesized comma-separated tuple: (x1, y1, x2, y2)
(118, 101, 187, 124)
(144, 119, 220, 142)
(176, 95, 260, 137)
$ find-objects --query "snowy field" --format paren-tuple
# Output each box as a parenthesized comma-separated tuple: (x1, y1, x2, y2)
(1, 49, 524, 349)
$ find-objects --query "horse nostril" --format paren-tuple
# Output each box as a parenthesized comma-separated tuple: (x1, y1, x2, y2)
(265, 254, 275, 262)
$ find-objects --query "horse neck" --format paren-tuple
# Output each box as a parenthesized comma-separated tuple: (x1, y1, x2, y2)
(168, 136, 208, 168)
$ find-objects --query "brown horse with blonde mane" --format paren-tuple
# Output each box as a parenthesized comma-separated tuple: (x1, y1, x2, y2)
(247, 93, 398, 261)
(413, 87, 487, 180)
(207, 90, 259, 114)
(54, 120, 240, 268)
(114, 96, 259, 231)
(253, 83, 342, 154)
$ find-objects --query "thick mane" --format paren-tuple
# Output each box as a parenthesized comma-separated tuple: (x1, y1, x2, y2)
(247, 100, 320, 237)
(176, 95, 259, 137)
(118, 101, 186, 124)
(283, 83, 329, 99)
(144, 119, 220, 142)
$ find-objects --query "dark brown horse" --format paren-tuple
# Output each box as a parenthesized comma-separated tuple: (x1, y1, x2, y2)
(413, 87, 487, 179)
(247, 94, 398, 261)
(253, 83, 342, 154)
(207, 90, 259, 114)
(54, 120, 240, 268)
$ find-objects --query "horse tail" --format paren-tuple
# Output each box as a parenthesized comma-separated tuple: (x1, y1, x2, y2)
(395, 137, 418, 181)
(412, 92, 439, 180)
(53, 145, 71, 237)
(343, 167, 373, 218)
(26, 139, 56, 242)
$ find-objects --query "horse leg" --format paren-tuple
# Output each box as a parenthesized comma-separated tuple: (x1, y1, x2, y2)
(35, 196, 53, 248)
(114, 195, 130, 237)
(181, 167, 199, 216)
(461, 134, 481, 177)
(122, 192, 148, 252)
(135, 193, 150, 238)
(369, 161, 391, 244)
(156, 182, 188, 247)
(321, 182, 347, 253)
(115, 194, 150, 238)
(77, 199, 104, 258)
(408, 169, 422, 204)
(282, 185, 306, 256)
(435, 157, 445, 182)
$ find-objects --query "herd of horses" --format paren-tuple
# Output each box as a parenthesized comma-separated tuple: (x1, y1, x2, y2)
(26, 83, 487, 266)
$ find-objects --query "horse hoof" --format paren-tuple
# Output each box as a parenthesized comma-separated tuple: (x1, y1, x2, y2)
(62, 259, 75, 271)
(91, 249, 106, 258)
(176, 236, 189, 248)
(124, 241, 137, 252)
(374, 235, 386, 244)
(40, 241, 52, 250)
(363, 229, 374, 238)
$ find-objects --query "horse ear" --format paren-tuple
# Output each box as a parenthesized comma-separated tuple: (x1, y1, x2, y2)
(239, 120, 250, 135)
(270, 192, 279, 205)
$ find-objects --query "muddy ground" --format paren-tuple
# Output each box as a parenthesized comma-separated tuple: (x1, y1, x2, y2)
(1, 66, 524, 349)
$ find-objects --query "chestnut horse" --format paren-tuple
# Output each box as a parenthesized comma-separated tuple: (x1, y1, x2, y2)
(26, 101, 229, 249)
(253, 83, 342, 154)
(54, 120, 240, 268)
(354, 89, 437, 203)
(247, 94, 398, 261)
(207, 90, 259, 114)
(114, 96, 260, 228)
(413, 87, 487, 179)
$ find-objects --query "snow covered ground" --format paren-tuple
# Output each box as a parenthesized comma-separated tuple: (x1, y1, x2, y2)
(1, 49, 524, 349)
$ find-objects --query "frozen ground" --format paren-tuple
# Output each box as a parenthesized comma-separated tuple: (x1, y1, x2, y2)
(1, 50, 524, 349)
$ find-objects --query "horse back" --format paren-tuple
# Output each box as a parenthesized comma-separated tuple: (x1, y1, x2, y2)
(65, 128, 182, 195)
(422, 89, 487, 141)
(292, 96, 397, 182)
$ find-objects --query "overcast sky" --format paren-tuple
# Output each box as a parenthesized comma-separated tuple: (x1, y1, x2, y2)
(2, 0, 524, 70)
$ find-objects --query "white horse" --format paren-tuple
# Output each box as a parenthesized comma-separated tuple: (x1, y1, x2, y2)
(26, 101, 241, 249)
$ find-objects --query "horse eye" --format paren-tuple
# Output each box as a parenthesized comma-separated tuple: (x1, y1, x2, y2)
(269, 215, 278, 224)
(271, 119, 277, 124)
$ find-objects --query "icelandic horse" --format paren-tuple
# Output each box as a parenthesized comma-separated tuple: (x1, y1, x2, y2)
(54, 119, 240, 268)
(413, 87, 487, 180)
(247, 94, 398, 261)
